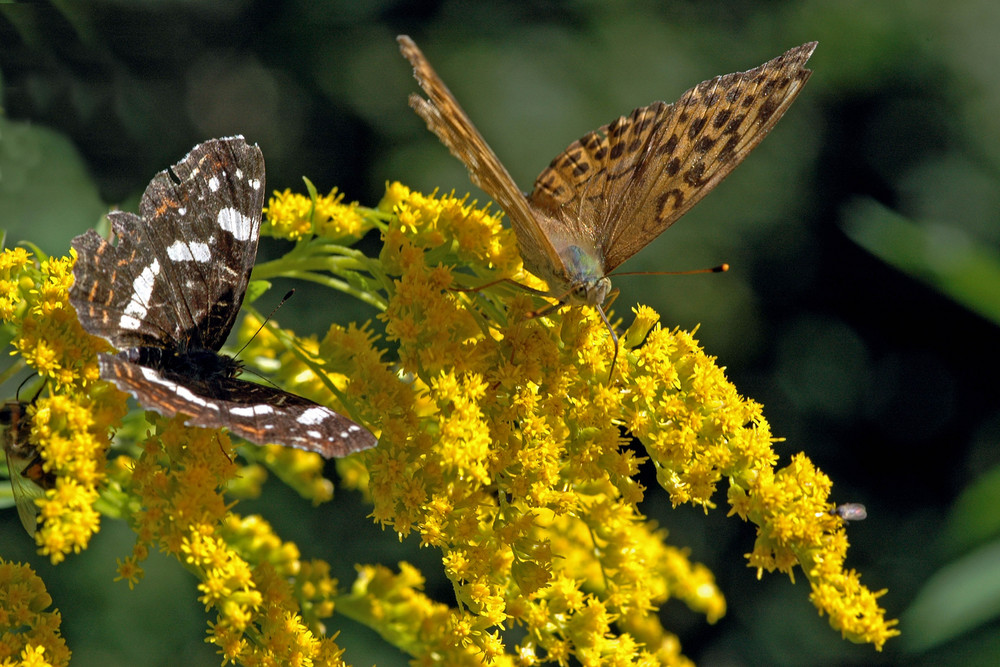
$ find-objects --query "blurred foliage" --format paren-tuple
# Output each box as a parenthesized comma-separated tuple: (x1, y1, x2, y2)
(2, 1, 1000, 665)
(844, 199, 1000, 326)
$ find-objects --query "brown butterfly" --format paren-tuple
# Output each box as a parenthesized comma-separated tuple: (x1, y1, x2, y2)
(399, 35, 816, 371)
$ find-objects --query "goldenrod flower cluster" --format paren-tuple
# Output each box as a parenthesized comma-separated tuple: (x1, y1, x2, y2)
(264, 187, 374, 242)
(317, 183, 898, 661)
(0, 559, 68, 666)
(116, 418, 346, 665)
(0, 251, 125, 563)
(0, 182, 897, 666)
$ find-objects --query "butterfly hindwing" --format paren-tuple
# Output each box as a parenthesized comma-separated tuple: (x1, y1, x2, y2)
(99, 355, 375, 458)
(70, 137, 265, 352)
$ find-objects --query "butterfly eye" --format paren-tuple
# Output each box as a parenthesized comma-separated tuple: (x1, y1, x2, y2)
(569, 284, 592, 304)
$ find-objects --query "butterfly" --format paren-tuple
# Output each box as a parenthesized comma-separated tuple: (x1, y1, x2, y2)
(69, 137, 377, 458)
(1, 386, 53, 535)
(398, 35, 816, 370)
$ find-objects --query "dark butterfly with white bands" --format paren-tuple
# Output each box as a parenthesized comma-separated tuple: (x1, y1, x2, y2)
(70, 137, 376, 458)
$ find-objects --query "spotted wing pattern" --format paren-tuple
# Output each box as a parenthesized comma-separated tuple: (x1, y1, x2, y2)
(70, 137, 377, 458)
(399, 35, 815, 290)
(71, 137, 264, 352)
(529, 42, 817, 274)
(398, 35, 565, 285)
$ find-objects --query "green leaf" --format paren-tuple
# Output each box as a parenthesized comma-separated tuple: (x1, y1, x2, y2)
(843, 198, 1000, 325)
(243, 280, 272, 306)
(902, 539, 1000, 652)
(0, 117, 106, 256)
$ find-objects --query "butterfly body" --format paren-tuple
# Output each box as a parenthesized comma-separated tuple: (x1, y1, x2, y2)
(120, 345, 241, 382)
(833, 503, 867, 522)
(551, 243, 611, 307)
(399, 36, 816, 364)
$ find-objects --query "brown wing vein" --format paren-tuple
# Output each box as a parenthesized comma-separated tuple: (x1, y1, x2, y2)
(528, 42, 816, 275)
(398, 36, 563, 278)
(600, 42, 816, 272)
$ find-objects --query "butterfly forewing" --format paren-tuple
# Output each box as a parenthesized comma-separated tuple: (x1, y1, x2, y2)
(530, 42, 817, 274)
(70, 138, 265, 352)
(398, 35, 565, 280)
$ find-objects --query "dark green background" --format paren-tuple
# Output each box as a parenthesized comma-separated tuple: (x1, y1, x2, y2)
(2, 1, 998, 665)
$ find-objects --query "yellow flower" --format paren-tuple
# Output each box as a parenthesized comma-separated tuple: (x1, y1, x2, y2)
(0, 247, 33, 321)
(731, 453, 899, 647)
(333, 183, 897, 659)
(264, 187, 375, 242)
(0, 559, 69, 666)
(124, 418, 346, 663)
(114, 555, 144, 590)
(0, 252, 126, 561)
(4, 176, 896, 664)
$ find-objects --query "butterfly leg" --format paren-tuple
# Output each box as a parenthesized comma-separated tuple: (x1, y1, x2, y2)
(528, 299, 621, 381)
(214, 433, 235, 464)
(527, 299, 564, 319)
(451, 276, 550, 297)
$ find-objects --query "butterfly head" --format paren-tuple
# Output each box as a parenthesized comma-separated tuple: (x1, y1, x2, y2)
(558, 244, 611, 308)
(566, 276, 612, 308)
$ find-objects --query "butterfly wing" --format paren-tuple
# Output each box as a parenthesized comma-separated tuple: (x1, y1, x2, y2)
(99, 354, 377, 458)
(398, 36, 566, 283)
(529, 43, 816, 274)
(70, 136, 265, 352)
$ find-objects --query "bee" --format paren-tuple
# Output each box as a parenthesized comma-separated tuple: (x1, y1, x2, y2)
(2, 386, 53, 536)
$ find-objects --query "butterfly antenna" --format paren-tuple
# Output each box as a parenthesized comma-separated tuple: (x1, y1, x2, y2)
(611, 263, 729, 277)
(232, 289, 296, 360)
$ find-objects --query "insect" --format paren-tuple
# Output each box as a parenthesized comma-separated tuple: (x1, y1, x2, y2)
(399, 35, 816, 371)
(1, 386, 53, 535)
(832, 502, 867, 522)
(70, 137, 377, 458)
